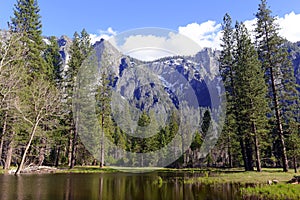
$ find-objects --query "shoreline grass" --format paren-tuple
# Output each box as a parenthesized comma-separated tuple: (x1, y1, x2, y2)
(241, 184, 300, 200)
(185, 169, 297, 185)
(183, 168, 299, 200)
(1, 166, 298, 176)
(56, 166, 118, 173)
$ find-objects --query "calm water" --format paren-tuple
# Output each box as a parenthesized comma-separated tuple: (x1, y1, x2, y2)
(0, 172, 242, 200)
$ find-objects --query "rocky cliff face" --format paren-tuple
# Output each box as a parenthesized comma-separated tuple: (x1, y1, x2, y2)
(57, 37, 300, 112)
(57, 35, 72, 79)
(90, 40, 218, 112)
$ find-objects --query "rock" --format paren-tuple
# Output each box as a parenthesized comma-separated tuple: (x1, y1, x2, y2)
(287, 176, 300, 184)
(8, 169, 16, 174)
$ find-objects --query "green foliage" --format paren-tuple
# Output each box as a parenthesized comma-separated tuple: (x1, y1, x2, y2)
(190, 131, 203, 151)
(137, 111, 151, 127)
(201, 110, 211, 135)
(218, 13, 241, 168)
(255, 0, 299, 172)
(64, 28, 93, 168)
(219, 11, 271, 171)
(10, 0, 50, 78)
(242, 184, 300, 200)
(44, 36, 62, 82)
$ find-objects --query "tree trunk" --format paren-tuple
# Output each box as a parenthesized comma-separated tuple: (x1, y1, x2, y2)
(180, 127, 186, 167)
(245, 137, 254, 171)
(4, 139, 13, 170)
(55, 145, 61, 167)
(71, 100, 80, 169)
(270, 67, 289, 172)
(227, 135, 233, 168)
(252, 121, 262, 172)
(141, 154, 144, 167)
(38, 137, 46, 166)
(68, 130, 73, 168)
(15, 122, 39, 175)
(293, 155, 297, 173)
(100, 114, 105, 168)
(92, 159, 97, 166)
(0, 111, 8, 160)
(0, 136, 3, 163)
(239, 137, 249, 171)
(70, 130, 77, 169)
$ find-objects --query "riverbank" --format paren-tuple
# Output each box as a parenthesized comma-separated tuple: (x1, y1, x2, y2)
(185, 168, 295, 184)
(1, 166, 297, 176)
(61, 167, 300, 199)
(184, 168, 299, 200)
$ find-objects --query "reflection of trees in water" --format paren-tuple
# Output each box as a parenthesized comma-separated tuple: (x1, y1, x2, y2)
(99, 176, 103, 200)
(0, 173, 241, 200)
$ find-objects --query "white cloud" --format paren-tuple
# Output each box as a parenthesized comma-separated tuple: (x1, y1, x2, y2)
(177, 12, 300, 50)
(242, 12, 300, 43)
(89, 27, 117, 44)
(178, 20, 222, 49)
(277, 12, 300, 42)
(110, 30, 202, 61)
(106, 20, 239, 61)
(91, 12, 300, 61)
(243, 18, 256, 33)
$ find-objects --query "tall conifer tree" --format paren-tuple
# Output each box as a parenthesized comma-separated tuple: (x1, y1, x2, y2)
(66, 29, 92, 168)
(234, 22, 269, 172)
(10, 0, 49, 78)
(219, 14, 251, 170)
(255, 0, 297, 172)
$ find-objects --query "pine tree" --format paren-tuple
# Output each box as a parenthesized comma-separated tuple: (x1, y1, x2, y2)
(219, 13, 249, 170)
(287, 120, 300, 173)
(234, 22, 269, 172)
(10, 0, 49, 78)
(66, 30, 92, 168)
(280, 44, 300, 173)
(282, 56, 300, 173)
(95, 71, 113, 168)
(255, 0, 297, 172)
(44, 36, 62, 83)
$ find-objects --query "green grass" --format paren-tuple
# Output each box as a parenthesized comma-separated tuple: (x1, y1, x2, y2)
(56, 166, 224, 174)
(56, 166, 118, 173)
(185, 169, 298, 185)
(241, 184, 300, 200)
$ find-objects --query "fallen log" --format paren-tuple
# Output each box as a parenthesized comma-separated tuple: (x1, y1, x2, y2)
(9, 166, 58, 174)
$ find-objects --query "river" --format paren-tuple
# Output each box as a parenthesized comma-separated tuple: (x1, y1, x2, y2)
(0, 172, 242, 200)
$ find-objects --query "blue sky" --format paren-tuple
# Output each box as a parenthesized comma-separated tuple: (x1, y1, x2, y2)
(1, 0, 299, 37)
(1, 0, 300, 61)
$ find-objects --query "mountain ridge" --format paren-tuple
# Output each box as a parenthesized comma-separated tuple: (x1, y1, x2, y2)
(58, 36, 300, 113)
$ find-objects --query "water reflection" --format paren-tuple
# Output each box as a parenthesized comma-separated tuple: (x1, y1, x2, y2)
(0, 172, 242, 200)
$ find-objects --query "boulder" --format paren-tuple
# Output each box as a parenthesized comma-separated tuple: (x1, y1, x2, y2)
(287, 176, 300, 184)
